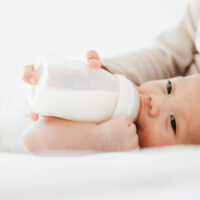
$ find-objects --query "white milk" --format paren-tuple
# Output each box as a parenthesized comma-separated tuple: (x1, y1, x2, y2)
(29, 88, 118, 123)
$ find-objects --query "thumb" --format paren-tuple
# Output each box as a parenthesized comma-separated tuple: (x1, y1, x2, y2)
(87, 50, 101, 69)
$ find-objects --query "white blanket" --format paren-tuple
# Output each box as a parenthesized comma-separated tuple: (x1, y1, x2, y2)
(0, 145, 200, 200)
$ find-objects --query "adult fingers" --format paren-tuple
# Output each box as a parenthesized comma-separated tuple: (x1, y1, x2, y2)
(87, 50, 101, 69)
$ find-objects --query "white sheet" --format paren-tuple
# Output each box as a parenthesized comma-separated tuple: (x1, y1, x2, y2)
(0, 145, 200, 200)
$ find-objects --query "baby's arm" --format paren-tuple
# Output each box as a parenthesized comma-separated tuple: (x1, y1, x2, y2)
(23, 115, 139, 153)
(23, 117, 101, 153)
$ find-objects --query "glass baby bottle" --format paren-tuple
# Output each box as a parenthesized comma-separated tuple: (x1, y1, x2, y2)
(27, 54, 140, 123)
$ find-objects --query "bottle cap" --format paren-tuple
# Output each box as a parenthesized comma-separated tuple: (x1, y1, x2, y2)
(112, 74, 140, 122)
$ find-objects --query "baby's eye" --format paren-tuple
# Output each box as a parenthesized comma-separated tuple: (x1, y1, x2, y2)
(167, 80, 172, 94)
(170, 115, 176, 134)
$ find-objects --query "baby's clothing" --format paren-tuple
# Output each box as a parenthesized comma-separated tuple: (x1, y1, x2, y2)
(101, 0, 200, 85)
(0, 83, 33, 153)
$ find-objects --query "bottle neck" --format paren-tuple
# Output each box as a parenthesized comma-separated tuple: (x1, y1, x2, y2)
(112, 74, 140, 122)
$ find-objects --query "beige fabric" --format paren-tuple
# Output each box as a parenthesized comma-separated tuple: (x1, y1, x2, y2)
(101, 0, 200, 86)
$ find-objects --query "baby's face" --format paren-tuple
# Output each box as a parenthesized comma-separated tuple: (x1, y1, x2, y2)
(136, 74, 200, 148)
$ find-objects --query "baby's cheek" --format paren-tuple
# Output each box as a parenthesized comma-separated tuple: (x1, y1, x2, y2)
(137, 85, 147, 95)
(138, 124, 159, 147)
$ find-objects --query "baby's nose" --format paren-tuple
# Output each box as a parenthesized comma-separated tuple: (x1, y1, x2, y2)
(147, 94, 160, 117)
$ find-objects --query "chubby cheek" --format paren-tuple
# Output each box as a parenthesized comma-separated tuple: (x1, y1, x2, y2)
(138, 82, 155, 95)
(137, 85, 148, 95)
(138, 124, 161, 148)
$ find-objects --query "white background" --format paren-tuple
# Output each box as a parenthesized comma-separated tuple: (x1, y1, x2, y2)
(0, 0, 189, 89)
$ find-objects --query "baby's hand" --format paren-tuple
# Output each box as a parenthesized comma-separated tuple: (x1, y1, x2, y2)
(22, 65, 49, 121)
(87, 51, 140, 151)
(22, 65, 40, 121)
(98, 115, 140, 151)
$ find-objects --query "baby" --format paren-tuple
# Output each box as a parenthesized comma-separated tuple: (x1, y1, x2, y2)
(22, 50, 200, 153)
(22, 0, 200, 153)
(22, 52, 140, 153)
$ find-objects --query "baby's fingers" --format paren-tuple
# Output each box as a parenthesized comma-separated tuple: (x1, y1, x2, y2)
(28, 111, 39, 121)
(87, 50, 101, 69)
(132, 133, 140, 150)
(26, 100, 39, 121)
(22, 65, 38, 85)
(41, 115, 49, 118)
(129, 123, 140, 150)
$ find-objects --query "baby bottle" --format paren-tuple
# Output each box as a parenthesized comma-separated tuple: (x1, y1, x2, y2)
(27, 54, 140, 123)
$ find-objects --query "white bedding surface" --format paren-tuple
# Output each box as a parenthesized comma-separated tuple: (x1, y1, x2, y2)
(0, 145, 200, 200)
